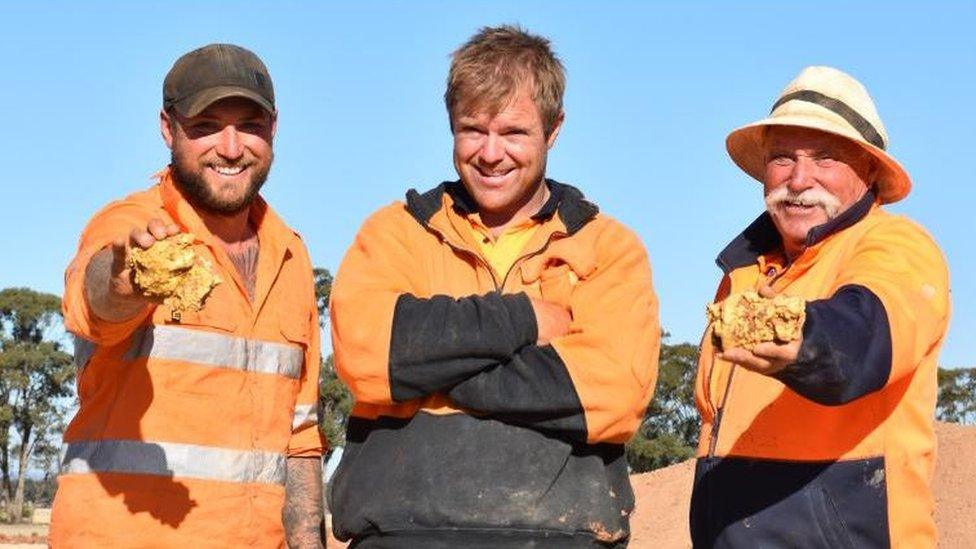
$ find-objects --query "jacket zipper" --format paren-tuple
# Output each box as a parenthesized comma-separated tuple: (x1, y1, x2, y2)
(500, 232, 567, 291)
(437, 234, 502, 289)
(707, 256, 794, 458)
(707, 365, 737, 458)
(436, 226, 567, 292)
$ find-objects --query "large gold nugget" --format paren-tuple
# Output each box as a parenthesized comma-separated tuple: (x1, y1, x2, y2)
(706, 291, 805, 351)
(127, 233, 221, 318)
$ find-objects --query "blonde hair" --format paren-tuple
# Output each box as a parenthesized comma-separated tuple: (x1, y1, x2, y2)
(445, 25, 565, 137)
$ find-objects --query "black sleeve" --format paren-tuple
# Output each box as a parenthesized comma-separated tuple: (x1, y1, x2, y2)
(773, 284, 892, 406)
(447, 344, 588, 443)
(388, 291, 537, 402)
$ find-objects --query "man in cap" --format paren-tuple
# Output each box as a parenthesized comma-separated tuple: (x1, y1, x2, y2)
(328, 25, 659, 547)
(690, 66, 950, 547)
(52, 44, 325, 547)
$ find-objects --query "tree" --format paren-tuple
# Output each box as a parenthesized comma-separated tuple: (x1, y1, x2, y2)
(626, 333, 700, 473)
(319, 355, 353, 454)
(936, 367, 976, 424)
(313, 268, 332, 321)
(0, 288, 74, 522)
(313, 269, 352, 457)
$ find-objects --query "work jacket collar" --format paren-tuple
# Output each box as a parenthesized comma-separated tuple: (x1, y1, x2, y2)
(157, 166, 299, 307)
(405, 178, 599, 238)
(716, 188, 877, 274)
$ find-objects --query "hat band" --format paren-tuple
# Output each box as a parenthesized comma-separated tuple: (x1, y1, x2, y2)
(770, 90, 885, 150)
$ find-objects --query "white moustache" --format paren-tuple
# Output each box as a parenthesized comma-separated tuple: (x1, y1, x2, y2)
(765, 187, 842, 218)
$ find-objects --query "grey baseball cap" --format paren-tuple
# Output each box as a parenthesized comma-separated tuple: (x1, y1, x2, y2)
(163, 43, 275, 117)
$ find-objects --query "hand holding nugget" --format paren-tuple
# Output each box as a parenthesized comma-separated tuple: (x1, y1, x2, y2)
(86, 218, 181, 322)
(707, 285, 805, 374)
(127, 231, 221, 317)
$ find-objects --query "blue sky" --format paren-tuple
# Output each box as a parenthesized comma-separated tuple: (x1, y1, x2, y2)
(1, 2, 973, 367)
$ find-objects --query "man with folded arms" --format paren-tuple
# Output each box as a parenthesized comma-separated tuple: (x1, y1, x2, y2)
(329, 25, 660, 547)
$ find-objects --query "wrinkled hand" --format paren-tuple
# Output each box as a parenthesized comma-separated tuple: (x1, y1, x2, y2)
(530, 297, 572, 346)
(86, 218, 181, 322)
(718, 339, 801, 376)
(718, 283, 802, 375)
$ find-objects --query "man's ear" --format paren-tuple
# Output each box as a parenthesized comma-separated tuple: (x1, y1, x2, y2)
(160, 109, 175, 150)
(270, 111, 278, 140)
(546, 111, 565, 149)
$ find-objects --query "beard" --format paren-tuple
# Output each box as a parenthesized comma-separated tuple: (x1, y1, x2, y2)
(170, 149, 272, 216)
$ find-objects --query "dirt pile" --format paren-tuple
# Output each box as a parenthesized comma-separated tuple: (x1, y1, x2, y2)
(629, 421, 976, 548)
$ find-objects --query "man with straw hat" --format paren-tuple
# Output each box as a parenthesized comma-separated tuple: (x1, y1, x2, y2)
(690, 66, 950, 547)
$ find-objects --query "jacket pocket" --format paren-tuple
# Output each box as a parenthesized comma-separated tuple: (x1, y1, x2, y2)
(278, 302, 311, 348)
(807, 484, 856, 549)
(691, 456, 890, 548)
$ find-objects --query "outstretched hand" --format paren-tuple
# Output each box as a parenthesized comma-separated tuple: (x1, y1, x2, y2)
(717, 283, 802, 375)
(86, 218, 181, 322)
(718, 339, 801, 376)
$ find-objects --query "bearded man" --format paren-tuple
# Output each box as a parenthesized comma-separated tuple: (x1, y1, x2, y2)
(52, 44, 325, 548)
(691, 66, 951, 548)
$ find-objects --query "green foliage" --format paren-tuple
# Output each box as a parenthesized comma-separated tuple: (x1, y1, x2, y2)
(626, 333, 700, 473)
(319, 355, 353, 455)
(626, 432, 696, 473)
(22, 476, 57, 507)
(936, 367, 976, 424)
(0, 288, 74, 522)
(313, 268, 333, 327)
(313, 269, 353, 458)
(0, 288, 61, 343)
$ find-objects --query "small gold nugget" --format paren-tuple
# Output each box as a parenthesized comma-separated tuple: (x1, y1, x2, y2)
(706, 291, 805, 351)
(127, 233, 221, 319)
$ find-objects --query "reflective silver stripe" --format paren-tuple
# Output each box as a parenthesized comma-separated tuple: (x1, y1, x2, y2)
(73, 336, 96, 370)
(61, 440, 286, 485)
(127, 325, 303, 379)
(292, 403, 319, 431)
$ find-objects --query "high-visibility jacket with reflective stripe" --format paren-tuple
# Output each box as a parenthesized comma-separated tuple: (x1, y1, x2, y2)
(691, 194, 950, 548)
(52, 168, 324, 548)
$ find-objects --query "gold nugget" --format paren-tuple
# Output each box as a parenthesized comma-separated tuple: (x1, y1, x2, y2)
(127, 233, 221, 318)
(706, 291, 805, 351)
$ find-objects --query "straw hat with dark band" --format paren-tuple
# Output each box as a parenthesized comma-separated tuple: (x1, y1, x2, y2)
(726, 66, 911, 204)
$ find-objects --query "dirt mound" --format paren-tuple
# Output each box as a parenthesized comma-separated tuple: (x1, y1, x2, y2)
(629, 422, 976, 548)
(931, 421, 976, 548)
(630, 458, 696, 548)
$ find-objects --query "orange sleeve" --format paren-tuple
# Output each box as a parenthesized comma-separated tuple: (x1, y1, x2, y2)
(549, 221, 661, 443)
(330, 204, 425, 405)
(832, 216, 951, 382)
(443, 218, 660, 444)
(63, 200, 166, 347)
(287, 242, 327, 457)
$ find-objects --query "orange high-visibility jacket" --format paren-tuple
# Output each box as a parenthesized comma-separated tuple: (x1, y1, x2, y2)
(51, 168, 324, 548)
(691, 192, 951, 548)
(328, 181, 660, 547)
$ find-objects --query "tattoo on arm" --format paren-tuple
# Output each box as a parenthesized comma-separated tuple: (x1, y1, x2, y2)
(85, 248, 148, 323)
(283, 456, 324, 548)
